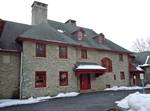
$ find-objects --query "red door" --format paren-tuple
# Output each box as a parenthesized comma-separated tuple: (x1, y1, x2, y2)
(80, 74, 91, 90)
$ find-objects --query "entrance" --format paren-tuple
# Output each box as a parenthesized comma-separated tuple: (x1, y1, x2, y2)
(80, 74, 91, 90)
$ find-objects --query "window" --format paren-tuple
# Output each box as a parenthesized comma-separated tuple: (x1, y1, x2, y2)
(120, 72, 125, 80)
(59, 71, 68, 86)
(36, 43, 46, 57)
(114, 74, 116, 80)
(77, 31, 84, 40)
(59, 46, 67, 59)
(106, 84, 111, 88)
(119, 54, 123, 61)
(101, 57, 112, 72)
(35, 71, 46, 88)
(81, 49, 87, 59)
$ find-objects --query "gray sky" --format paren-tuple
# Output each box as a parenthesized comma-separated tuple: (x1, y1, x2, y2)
(0, 0, 150, 51)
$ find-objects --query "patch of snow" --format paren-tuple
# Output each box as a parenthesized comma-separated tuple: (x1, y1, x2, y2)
(136, 66, 144, 71)
(76, 65, 106, 70)
(116, 92, 150, 111)
(0, 92, 79, 108)
(55, 92, 79, 98)
(104, 86, 142, 91)
(139, 64, 150, 67)
(57, 29, 64, 33)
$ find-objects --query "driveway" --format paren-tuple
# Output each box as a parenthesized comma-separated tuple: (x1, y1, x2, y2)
(0, 90, 143, 111)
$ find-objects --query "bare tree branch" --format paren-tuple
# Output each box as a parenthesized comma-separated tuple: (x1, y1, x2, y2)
(132, 38, 150, 52)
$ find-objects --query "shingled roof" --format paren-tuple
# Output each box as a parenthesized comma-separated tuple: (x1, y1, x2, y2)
(0, 19, 131, 53)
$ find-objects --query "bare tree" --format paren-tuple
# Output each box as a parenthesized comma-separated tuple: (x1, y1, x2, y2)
(132, 38, 150, 52)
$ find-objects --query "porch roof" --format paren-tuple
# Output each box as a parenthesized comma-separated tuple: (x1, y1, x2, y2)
(75, 62, 106, 70)
(74, 62, 106, 76)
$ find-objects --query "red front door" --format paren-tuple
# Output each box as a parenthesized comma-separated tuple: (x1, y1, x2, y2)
(80, 74, 91, 90)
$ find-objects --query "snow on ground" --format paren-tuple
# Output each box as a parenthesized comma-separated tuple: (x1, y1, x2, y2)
(116, 92, 150, 111)
(0, 92, 79, 108)
(104, 85, 150, 91)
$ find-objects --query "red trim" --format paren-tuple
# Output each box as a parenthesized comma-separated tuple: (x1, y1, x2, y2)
(75, 69, 105, 76)
(17, 37, 132, 54)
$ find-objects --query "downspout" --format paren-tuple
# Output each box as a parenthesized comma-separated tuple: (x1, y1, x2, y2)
(19, 51, 23, 99)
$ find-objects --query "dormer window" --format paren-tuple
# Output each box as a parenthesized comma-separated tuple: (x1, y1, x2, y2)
(93, 33, 105, 44)
(72, 28, 85, 41)
(78, 31, 84, 40)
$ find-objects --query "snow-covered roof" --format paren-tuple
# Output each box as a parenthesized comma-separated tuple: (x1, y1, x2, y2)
(139, 64, 150, 67)
(76, 65, 106, 70)
(136, 66, 144, 71)
(57, 29, 64, 33)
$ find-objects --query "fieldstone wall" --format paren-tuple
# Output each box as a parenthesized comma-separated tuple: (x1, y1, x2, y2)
(0, 52, 20, 99)
(144, 67, 150, 84)
(21, 41, 78, 98)
(21, 41, 130, 98)
(76, 49, 129, 90)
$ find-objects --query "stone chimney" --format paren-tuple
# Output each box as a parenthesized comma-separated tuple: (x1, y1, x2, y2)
(31, 1, 48, 25)
(65, 19, 76, 26)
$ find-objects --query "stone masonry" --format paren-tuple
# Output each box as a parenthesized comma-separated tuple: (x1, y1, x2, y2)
(0, 52, 20, 99)
(21, 41, 129, 98)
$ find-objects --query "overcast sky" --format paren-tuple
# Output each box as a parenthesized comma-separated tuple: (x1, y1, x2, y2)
(0, 0, 150, 51)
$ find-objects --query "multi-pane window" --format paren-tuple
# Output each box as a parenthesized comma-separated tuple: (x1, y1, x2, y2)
(35, 71, 46, 88)
(101, 57, 112, 72)
(59, 71, 68, 86)
(120, 72, 125, 80)
(81, 49, 87, 59)
(36, 43, 46, 57)
(119, 54, 123, 61)
(59, 46, 67, 59)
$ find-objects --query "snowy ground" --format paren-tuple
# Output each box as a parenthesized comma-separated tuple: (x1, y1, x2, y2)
(116, 92, 150, 111)
(0, 92, 79, 108)
(104, 85, 150, 91)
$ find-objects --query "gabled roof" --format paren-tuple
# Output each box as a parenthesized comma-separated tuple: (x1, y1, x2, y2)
(0, 19, 131, 53)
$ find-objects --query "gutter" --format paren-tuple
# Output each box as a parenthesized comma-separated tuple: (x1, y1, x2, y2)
(19, 51, 23, 98)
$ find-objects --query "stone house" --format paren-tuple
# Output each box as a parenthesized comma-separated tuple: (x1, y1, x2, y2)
(0, 1, 135, 98)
